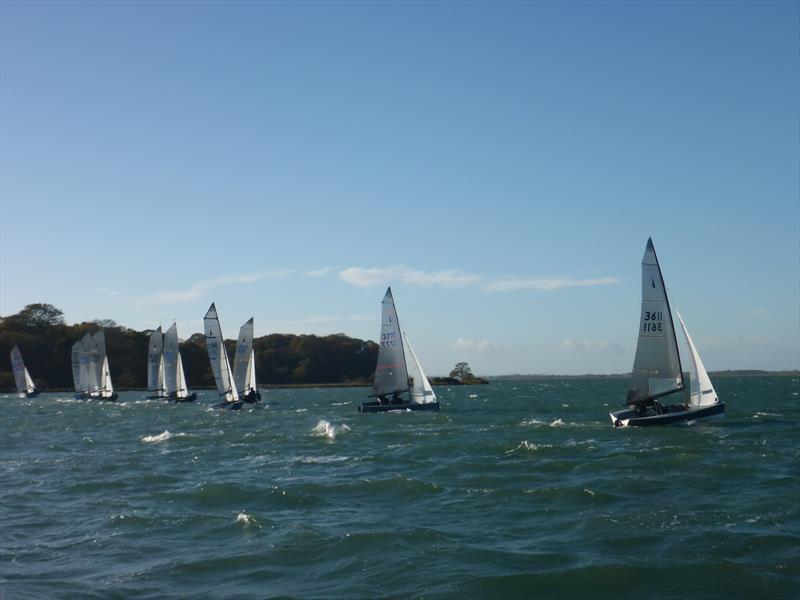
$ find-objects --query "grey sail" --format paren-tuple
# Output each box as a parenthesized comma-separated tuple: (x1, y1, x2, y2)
(627, 238, 684, 404)
(78, 334, 92, 393)
(204, 303, 239, 402)
(71, 341, 82, 392)
(10, 345, 34, 394)
(232, 317, 256, 394)
(163, 323, 182, 397)
(147, 327, 165, 394)
(89, 331, 107, 393)
(372, 287, 409, 397)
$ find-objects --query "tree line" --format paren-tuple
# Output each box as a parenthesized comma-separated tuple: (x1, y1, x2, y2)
(0, 304, 379, 390)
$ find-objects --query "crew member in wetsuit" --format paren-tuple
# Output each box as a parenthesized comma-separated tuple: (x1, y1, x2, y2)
(391, 392, 403, 405)
(378, 394, 389, 404)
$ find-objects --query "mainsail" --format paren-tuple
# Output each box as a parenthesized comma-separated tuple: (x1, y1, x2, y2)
(373, 287, 409, 397)
(10, 345, 35, 394)
(676, 311, 719, 408)
(87, 333, 102, 393)
(404, 334, 436, 404)
(627, 238, 684, 404)
(78, 334, 92, 393)
(164, 323, 189, 398)
(71, 341, 82, 392)
(204, 303, 239, 403)
(233, 317, 256, 394)
(147, 327, 165, 395)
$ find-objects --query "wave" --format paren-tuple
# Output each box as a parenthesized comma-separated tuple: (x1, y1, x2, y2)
(141, 430, 191, 443)
(506, 440, 554, 454)
(311, 420, 351, 441)
(235, 512, 261, 528)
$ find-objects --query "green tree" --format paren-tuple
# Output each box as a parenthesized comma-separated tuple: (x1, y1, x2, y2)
(449, 361, 473, 382)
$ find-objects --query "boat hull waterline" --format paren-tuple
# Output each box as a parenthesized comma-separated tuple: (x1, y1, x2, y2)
(610, 402, 725, 427)
(359, 400, 440, 413)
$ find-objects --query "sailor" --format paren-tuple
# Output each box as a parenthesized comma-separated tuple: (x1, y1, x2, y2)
(391, 392, 402, 405)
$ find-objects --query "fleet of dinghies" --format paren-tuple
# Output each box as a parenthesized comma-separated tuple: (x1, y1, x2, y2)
(8, 238, 725, 426)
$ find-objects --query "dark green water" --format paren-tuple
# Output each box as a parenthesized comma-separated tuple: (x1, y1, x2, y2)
(1, 377, 798, 599)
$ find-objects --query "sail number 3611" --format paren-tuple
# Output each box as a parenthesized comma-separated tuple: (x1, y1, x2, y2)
(642, 311, 663, 332)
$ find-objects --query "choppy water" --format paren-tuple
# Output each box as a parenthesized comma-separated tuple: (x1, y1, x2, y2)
(1, 378, 798, 599)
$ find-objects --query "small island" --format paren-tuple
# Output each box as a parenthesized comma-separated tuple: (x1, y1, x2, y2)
(429, 362, 489, 385)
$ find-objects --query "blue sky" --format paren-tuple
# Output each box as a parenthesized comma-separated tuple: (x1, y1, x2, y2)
(1, 1, 798, 375)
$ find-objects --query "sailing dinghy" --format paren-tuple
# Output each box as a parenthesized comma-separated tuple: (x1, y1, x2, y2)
(10, 345, 38, 397)
(359, 287, 440, 413)
(204, 303, 242, 410)
(72, 333, 92, 399)
(163, 323, 197, 403)
(609, 238, 724, 427)
(88, 330, 118, 401)
(232, 317, 261, 404)
(145, 327, 166, 399)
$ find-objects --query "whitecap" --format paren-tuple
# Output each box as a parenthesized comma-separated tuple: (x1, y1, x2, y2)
(505, 440, 552, 454)
(520, 418, 545, 427)
(753, 412, 780, 418)
(550, 418, 565, 427)
(468, 394, 478, 398)
(141, 430, 190, 443)
(332, 401, 352, 406)
(236, 512, 260, 528)
(311, 420, 351, 441)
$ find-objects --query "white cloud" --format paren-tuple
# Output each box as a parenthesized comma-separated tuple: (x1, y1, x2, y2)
(559, 338, 625, 354)
(91, 288, 119, 298)
(450, 337, 501, 351)
(305, 268, 333, 277)
(339, 266, 480, 288)
(486, 276, 621, 292)
(145, 270, 294, 304)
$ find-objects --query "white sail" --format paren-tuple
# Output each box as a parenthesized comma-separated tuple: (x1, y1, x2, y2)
(147, 327, 165, 395)
(204, 303, 239, 402)
(233, 318, 256, 394)
(71, 341, 82, 392)
(627, 238, 684, 404)
(176, 352, 188, 398)
(373, 287, 409, 397)
(101, 355, 115, 396)
(676, 312, 719, 408)
(404, 334, 436, 404)
(10, 345, 35, 394)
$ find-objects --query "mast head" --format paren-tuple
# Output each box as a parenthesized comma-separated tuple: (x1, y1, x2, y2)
(384, 286, 393, 298)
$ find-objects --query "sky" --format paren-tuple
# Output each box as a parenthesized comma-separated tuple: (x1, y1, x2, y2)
(1, 1, 798, 376)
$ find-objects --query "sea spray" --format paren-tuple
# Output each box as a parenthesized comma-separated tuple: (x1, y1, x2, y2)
(311, 420, 351, 441)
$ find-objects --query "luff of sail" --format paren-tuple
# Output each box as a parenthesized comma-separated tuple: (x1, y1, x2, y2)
(147, 327, 165, 395)
(10, 345, 35, 394)
(204, 303, 239, 402)
(627, 238, 684, 405)
(676, 311, 719, 408)
(373, 287, 410, 397)
(404, 334, 436, 404)
(233, 318, 256, 394)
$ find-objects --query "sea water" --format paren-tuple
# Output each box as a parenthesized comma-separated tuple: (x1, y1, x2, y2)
(1, 378, 798, 599)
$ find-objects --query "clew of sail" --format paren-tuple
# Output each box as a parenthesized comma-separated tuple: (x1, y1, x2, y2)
(627, 238, 684, 405)
(404, 334, 436, 404)
(233, 318, 256, 394)
(204, 303, 239, 402)
(147, 327, 165, 396)
(373, 287, 410, 398)
(676, 311, 719, 407)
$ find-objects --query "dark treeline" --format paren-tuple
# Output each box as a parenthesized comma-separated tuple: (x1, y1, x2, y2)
(0, 304, 378, 391)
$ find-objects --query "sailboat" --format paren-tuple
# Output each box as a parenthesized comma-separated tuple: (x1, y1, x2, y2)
(163, 322, 197, 403)
(204, 303, 242, 410)
(145, 327, 166, 399)
(610, 238, 724, 427)
(72, 333, 92, 399)
(233, 317, 261, 404)
(9, 345, 38, 397)
(359, 287, 440, 413)
(87, 330, 118, 401)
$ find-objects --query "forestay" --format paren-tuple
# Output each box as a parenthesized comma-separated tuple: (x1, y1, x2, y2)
(147, 327, 165, 394)
(676, 311, 719, 407)
(233, 318, 256, 394)
(404, 334, 436, 404)
(627, 238, 684, 404)
(373, 287, 409, 397)
(204, 303, 239, 402)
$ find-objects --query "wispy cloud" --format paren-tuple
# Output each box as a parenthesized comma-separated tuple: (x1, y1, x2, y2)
(145, 270, 294, 304)
(450, 337, 501, 352)
(559, 338, 625, 354)
(339, 266, 480, 288)
(486, 277, 621, 293)
(305, 268, 333, 277)
(91, 288, 119, 298)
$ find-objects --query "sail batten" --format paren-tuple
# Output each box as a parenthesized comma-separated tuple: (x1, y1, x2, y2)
(204, 303, 239, 402)
(627, 238, 684, 405)
(372, 287, 410, 397)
